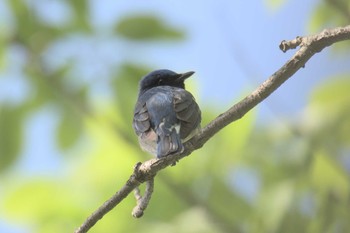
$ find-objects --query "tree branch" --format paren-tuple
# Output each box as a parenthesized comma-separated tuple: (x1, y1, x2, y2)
(75, 25, 350, 233)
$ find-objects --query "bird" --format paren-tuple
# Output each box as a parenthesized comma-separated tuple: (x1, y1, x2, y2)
(133, 69, 201, 158)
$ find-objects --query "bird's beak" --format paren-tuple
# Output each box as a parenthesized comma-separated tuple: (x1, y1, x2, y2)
(177, 71, 195, 81)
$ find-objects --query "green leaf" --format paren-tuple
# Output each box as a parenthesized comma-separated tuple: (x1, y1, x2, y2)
(116, 15, 184, 41)
(0, 105, 23, 172)
(56, 112, 82, 150)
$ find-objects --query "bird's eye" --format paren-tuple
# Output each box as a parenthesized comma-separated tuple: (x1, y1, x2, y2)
(158, 79, 163, 85)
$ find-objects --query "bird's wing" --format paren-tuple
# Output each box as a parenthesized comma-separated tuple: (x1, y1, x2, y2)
(173, 89, 201, 139)
(133, 101, 151, 135)
(145, 91, 183, 157)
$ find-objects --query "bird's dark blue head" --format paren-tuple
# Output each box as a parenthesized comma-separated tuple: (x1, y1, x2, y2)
(139, 69, 195, 94)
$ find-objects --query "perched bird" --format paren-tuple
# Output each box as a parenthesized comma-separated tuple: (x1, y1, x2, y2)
(133, 69, 201, 158)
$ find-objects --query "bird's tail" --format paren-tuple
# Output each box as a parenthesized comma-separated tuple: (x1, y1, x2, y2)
(156, 125, 183, 158)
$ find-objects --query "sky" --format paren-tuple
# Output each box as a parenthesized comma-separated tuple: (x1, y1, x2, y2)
(1, 0, 350, 232)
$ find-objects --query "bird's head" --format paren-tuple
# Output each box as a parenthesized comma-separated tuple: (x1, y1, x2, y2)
(139, 69, 195, 94)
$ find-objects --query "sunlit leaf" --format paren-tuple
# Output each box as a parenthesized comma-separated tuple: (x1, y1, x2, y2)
(3, 180, 85, 233)
(310, 150, 349, 200)
(116, 15, 184, 41)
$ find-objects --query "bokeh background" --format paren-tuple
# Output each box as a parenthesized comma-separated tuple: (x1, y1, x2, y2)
(1, 0, 350, 233)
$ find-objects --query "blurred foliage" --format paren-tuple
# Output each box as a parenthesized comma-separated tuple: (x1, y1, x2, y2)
(0, 1, 350, 233)
(0, 105, 23, 170)
(112, 63, 150, 135)
(264, 0, 288, 11)
(309, 0, 350, 32)
(116, 15, 184, 41)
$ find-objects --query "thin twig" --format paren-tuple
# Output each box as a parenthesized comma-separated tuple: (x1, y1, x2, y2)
(75, 25, 350, 233)
(279, 36, 303, 52)
(133, 186, 142, 203)
(132, 178, 155, 218)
